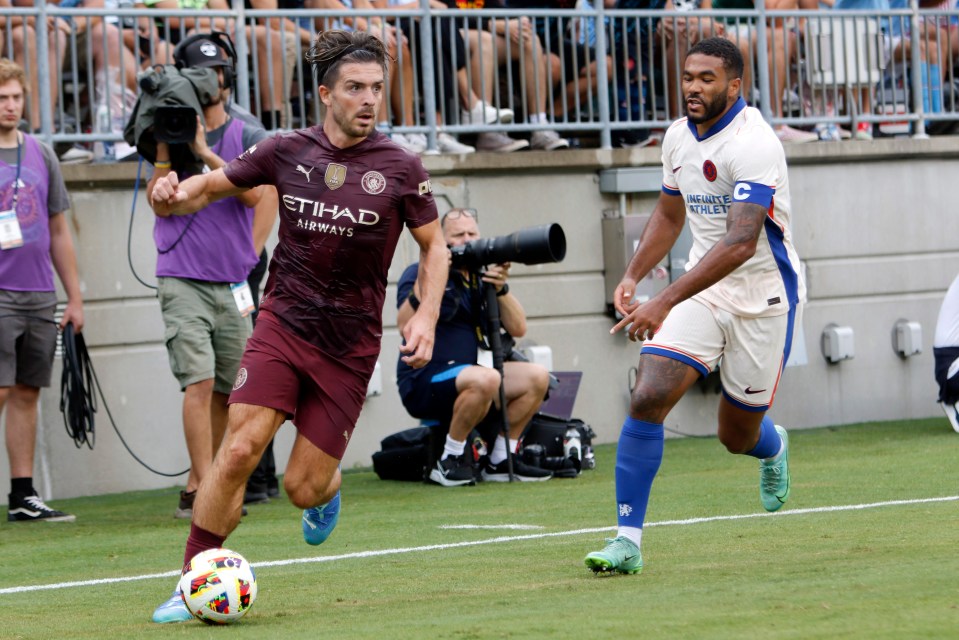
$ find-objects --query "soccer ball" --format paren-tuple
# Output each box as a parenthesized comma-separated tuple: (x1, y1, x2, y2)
(179, 548, 257, 624)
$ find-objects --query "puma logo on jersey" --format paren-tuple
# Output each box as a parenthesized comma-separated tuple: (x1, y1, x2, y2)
(296, 164, 315, 182)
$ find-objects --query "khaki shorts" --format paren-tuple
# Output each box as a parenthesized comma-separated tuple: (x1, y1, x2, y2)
(0, 293, 58, 388)
(641, 297, 803, 412)
(158, 277, 252, 394)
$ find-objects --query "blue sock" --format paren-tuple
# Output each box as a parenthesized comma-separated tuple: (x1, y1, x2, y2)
(745, 416, 782, 459)
(614, 417, 664, 529)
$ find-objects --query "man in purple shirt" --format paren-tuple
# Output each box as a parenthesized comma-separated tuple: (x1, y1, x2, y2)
(0, 59, 83, 523)
(146, 33, 278, 523)
(149, 30, 448, 623)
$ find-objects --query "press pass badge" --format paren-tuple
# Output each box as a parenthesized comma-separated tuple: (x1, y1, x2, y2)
(0, 209, 23, 249)
(230, 281, 255, 317)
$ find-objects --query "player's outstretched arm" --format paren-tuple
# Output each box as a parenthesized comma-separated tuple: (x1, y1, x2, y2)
(149, 169, 250, 218)
(613, 192, 686, 320)
(400, 219, 449, 369)
(613, 199, 766, 341)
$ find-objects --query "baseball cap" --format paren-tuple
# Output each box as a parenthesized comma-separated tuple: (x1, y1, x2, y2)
(178, 37, 231, 69)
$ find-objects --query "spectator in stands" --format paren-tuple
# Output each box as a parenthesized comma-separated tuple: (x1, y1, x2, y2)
(58, 0, 141, 155)
(0, 1, 91, 161)
(395, 207, 552, 486)
(59, 0, 139, 95)
(454, 0, 570, 150)
(657, 0, 726, 118)
(374, 0, 518, 153)
(713, 0, 819, 142)
(138, 0, 295, 129)
(0, 58, 84, 522)
(888, 0, 946, 120)
(506, 0, 615, 124)
(145, 33, 277, 520)
(246, 0, 315, 129)
(607, 0, 666, 148)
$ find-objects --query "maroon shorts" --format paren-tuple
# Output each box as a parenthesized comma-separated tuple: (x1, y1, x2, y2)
(228, 311, 376, 459)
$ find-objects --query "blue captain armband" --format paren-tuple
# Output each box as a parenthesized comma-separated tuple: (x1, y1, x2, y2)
(732, 181, 774, 208)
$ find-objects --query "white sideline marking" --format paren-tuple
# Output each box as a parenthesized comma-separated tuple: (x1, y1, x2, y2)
(1, 495, 955, 596)
(439, 524, 545, 530)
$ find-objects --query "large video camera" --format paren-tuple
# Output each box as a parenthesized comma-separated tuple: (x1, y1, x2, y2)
(124, 65, 218, 172)
(449, 223, 567, 270)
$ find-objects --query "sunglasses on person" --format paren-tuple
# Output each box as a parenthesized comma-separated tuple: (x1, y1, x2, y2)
(442, 208, 478, 223)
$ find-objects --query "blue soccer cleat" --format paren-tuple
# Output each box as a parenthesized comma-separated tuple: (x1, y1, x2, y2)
(151, 585, 193, 623)
(302, 490, 341, 546)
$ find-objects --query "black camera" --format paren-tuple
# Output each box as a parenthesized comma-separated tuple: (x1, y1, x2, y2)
(449, 223, 567, 271)
(153, 106, 198, 144)
(520, 444, 580, 478)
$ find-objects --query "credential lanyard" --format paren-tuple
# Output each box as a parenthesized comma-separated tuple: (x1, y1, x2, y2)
(10, 132, 20, 213)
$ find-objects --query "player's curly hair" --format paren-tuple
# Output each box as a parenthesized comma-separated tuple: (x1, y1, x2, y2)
(307, 30, 391, 88)
(687, 37, 744, 81)
(0, 58, 28, 95)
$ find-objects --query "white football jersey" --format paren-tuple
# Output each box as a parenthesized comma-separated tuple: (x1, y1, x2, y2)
(661, 98, 806, 318)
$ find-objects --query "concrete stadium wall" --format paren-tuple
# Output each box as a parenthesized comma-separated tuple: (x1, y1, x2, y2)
(5, 138, 958, 501)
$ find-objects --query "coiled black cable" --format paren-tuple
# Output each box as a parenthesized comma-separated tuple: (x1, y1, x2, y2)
(58, 322, 188, 476)
(60, 322, 95, 448)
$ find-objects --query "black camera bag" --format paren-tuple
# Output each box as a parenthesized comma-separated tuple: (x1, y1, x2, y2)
(372, 425, 489, 482)
(521, 413, 594, 457)
(372, 426, 431, 482)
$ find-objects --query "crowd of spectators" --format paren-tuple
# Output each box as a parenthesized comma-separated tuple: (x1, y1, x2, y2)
(3, 0, 959, 161)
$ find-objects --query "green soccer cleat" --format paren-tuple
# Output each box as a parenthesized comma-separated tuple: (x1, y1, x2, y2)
(760, 425, 791, 512)
(584, 536, 642, 575)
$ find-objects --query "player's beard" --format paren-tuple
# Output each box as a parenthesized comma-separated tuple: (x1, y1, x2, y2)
(331, 103, 376, 139)
(684, 87, 728, 124)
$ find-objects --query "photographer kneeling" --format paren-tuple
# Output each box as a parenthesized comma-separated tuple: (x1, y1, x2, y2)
(396, 208, 551, 486)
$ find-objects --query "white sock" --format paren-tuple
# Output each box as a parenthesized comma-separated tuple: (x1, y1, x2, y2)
(489, 436, 521, 464)
(442, 435, 466, 460)
(763, 440, 785, 463)
(529, 112, 549, 124)
(489, 436, 508, 464)
(617, 526, 643, 549)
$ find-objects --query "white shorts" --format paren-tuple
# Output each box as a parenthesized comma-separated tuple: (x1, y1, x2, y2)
(641, 297, 803, 412)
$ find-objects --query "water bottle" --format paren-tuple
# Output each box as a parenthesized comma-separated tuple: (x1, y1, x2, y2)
(563, 426, 581, 462)
(581, 444, 596, 470)
(93, 103, 114, 162)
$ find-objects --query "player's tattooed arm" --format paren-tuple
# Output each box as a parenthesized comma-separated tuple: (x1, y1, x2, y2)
(723, 201, 766, 252)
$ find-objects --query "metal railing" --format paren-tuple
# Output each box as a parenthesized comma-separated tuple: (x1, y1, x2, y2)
(4, 0, 958, 154)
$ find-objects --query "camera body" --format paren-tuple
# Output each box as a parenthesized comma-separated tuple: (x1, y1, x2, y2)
(449, 223, 567, 271)
(125, 65, 219, 172)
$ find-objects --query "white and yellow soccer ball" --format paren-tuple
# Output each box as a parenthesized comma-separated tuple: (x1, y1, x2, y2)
(179, 548, 257, 624)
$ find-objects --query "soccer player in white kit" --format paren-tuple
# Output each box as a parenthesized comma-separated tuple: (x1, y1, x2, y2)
(585, 37, 806, 575)
(934, 273, 959, 432)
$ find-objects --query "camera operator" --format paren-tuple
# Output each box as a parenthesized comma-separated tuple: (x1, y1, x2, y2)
(146, 33, 278, 520)
(396, 208, 552, 486)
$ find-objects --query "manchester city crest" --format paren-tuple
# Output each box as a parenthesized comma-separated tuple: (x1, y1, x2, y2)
(325, 163, 347, 190)
(361, 171, 386, 195)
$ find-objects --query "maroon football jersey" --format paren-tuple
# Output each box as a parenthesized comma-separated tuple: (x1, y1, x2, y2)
(224, 127, 437, 357)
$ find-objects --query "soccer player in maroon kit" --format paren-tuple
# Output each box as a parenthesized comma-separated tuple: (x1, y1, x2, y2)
(148, 30, 449, 623)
